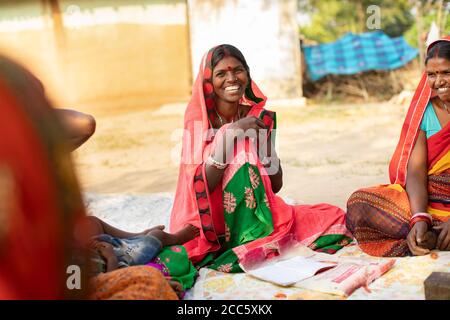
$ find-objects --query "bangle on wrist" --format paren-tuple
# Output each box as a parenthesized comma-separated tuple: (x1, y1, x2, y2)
(409, 212, 432, 228)
(207, 155, 228, 170)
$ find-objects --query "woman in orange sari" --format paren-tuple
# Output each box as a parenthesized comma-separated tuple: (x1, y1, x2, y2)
(346, 37, 450, 257)
(169, 44, 352, 272)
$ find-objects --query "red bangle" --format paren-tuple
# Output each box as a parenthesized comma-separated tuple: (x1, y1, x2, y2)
(409, 217, 432, 229)
(409, 212, 432, 229)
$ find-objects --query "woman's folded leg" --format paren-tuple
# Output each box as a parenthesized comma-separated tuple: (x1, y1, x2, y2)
(346, 185, 411, 257)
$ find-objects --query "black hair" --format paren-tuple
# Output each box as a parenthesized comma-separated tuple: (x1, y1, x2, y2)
(210, 44, 262, 103)
(425, 40, 450, 65)
(211, 44, 251, 78)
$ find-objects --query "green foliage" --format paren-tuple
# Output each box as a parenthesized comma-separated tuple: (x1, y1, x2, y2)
(298, 0, 415, 43)
(404, 8, 450, 48)
(373, 0, 415, 37)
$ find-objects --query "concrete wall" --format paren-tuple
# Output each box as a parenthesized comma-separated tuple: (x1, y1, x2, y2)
(0, 1, 62, 105)
(0, 0, 303, 114)
(0, 0, 192, 115)
(187, 0, 302, 99)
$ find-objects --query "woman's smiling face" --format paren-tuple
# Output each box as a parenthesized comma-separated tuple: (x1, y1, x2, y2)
(212, 56, 248, 104)
(426, 57, 450, 103)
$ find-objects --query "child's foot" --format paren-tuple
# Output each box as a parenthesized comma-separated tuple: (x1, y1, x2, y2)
(148, 224, 199, 247)
(141, 225, 165, 235)
(150, 225, 165, 231)
(172, 224, 200, 244)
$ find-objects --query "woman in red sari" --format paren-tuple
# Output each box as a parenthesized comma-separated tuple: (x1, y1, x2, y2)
(0, 55, 89, 299)
(169, 44, 352, 273)
(346, 37, 450, 257)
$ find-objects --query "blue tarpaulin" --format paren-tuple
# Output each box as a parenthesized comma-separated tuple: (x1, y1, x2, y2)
(303, 31, 419, 81)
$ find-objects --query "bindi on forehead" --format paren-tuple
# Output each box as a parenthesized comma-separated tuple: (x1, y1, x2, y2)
(213, 56, 244, 73)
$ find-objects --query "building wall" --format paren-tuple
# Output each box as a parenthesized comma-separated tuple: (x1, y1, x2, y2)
(0, 0, 192, 115)
(187, 0, 302, 100)
(0, 1, 62, 105)
(0, 0, 303, 114)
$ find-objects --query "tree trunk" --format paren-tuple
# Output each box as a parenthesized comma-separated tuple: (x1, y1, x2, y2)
(356, 0, 365, 33)
(416, 2, 424, 70)
(48, 0, 65, 50)
(436, 0, 444, 37)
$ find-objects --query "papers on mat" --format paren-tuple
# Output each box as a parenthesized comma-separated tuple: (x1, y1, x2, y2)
(295, 260, 396, 297)
(246, 256, 337, 286)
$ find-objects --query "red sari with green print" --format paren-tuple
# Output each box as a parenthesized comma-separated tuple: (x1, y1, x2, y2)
(169, 45, 352, 273)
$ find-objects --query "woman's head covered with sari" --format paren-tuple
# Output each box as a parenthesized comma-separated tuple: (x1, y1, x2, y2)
(0, 55, 89, 299)
(389, 36, 450, 186)
(187, 44, 267, 136)
(169, 44, 273, 263)
(171, 44, 351, 269)
(205, 44, 264, 124)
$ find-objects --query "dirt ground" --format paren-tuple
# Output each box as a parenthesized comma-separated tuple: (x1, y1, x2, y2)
(73, 99, 409, 210)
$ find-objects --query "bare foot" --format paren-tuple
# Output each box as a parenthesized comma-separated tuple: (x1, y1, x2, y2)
(140, 225, 165, 235)
(148, 224, 199, 247)
(172, 224, 200, 244)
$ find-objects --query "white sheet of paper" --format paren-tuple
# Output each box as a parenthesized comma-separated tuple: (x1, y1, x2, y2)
(247, 256, 336, 286)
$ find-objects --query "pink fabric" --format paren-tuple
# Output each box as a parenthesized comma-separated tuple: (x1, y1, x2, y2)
(169, 51, 227, 263)
(170, 46, 350, 265)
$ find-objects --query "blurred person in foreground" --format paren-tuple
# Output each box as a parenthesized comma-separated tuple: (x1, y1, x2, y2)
(57, 108, 96, 151)
(0, 55, 183, 300)
(32, 78, 96, 151)
(0, 55, 89, 299)
(346, 37, 450, 257)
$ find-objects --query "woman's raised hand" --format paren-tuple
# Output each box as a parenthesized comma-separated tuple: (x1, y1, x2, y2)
(229, 116, 267, 138)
